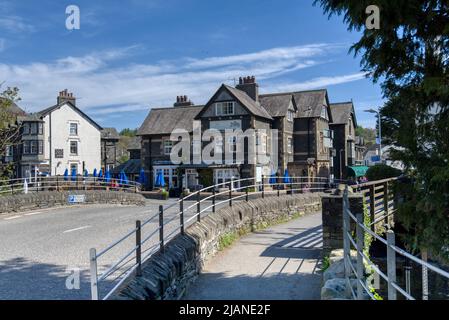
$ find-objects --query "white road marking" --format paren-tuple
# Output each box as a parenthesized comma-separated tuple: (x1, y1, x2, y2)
(4, 216, 21, 220)
(62, 225, 92, 234)
(24, 211, 43, 216)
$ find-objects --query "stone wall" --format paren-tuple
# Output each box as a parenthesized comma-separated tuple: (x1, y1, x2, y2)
(321, 192, 363, 257)
(0, 191, 145, 214)
(112, 193, 323, 300)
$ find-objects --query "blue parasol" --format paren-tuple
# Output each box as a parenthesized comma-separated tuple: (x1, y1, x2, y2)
(138, 168, 146, 185)
(105, 169, 111, 183)
(71, 168, 77, 182)
(93, 168, 97, 177)
(63, 168, 69, 181)
(283, 169, 291, 184)
(269, 172, 277, 185)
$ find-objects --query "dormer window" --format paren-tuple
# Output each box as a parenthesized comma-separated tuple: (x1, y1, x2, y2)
(215, 102, 235, 116)
(321, 106, 329, 120)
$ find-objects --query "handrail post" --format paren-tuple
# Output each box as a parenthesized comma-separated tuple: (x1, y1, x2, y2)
(342, 186, 352, 298)
(246, 186, 249, 202)
(56, 175, 59, 191)
(212, 188, 216, 213)
(89, 248, 99, 300)
(136, 220, 142, 277)
(386, 230, 397, 300)
(356, 213, 365, 300)
(277, 180, 280, 197)
(229, 182, 232, 207)
(261, 175, 265, 199)
(159, 205, 164, 253)
(369, 185, 375, 231)
(290, 177, 293, 196)
(383, 181, 389, 227)
(197, 191, 201, 222)
(422, 249, 429, 300)
(180, 197, 185, 235)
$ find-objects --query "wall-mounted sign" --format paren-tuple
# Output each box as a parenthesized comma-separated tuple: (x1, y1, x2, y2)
(68, 195, 86, 204)
(210, 119, 242, 131)
(55, 149, 64, 158)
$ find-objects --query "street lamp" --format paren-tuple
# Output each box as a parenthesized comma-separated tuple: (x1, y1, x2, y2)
(364, 108, 382, 158)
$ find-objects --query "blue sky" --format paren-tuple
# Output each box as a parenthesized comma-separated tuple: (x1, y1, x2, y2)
(0, 0, 383, 130)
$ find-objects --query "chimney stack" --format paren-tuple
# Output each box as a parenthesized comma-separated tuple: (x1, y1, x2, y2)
(57, 89, 76, 106)
(174, 95, 194, 107)
(236, 75, 259, 102)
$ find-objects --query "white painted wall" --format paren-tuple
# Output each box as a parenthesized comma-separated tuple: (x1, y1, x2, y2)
(43, 103, 101, 175)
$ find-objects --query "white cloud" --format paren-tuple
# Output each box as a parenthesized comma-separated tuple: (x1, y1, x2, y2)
(0, 15, 35, 33)
(271, 73, 367, 92)
(0, 43, 366, 117)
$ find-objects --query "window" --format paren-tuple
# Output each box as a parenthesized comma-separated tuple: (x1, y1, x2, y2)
(30, 141, 38, 154)
(287, 110, 294, 122)
(38, 123, 44, 135)
(320, 132, 325, 153)
(348, 119, 352, 136)
(163, 140, 173, 155)
(38, 140, 44, 155)
(30, 123, 37, 135)
(227, 136, 237, 153)
(256, 132, 267, 152)
(5, 145, 12, 157)
(321, 106, 329, 120)
(70, 123, 78, 136)
(23, 123, 30, 135)
(215, 102, 235, 116)
(287, 138, 292, 153)
(23, 141, 30, 154)
(70, 141, 78, 155)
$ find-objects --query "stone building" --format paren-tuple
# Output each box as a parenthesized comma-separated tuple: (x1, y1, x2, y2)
(138, 76, 349, 190)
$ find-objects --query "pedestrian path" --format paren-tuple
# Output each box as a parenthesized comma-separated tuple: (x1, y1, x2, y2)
(184, 212, 323, 300)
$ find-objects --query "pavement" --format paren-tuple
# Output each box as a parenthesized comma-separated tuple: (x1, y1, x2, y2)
(184, 212, 323, 300)
(0, 199, 205, 300)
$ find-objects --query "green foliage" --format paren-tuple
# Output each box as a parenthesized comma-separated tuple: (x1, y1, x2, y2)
(161, 188, 169, 200)
(197, 169, 213, 187)
(322, 256, 331, 272)
(119, 128, 137, 137)
(314, 0, 449, 261)
(366, 164, 402, 181)
(218, 232, 239, 251)
(355, 126, 376, 147)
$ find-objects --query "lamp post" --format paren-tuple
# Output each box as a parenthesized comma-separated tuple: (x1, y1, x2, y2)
(364, 108, 382, 159)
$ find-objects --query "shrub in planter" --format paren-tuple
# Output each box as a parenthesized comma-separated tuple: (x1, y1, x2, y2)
(366, 164, 402, 181)
(160, 188, 169, 200)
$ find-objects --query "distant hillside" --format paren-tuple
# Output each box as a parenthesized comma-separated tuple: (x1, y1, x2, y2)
(356, 126, 376, 147)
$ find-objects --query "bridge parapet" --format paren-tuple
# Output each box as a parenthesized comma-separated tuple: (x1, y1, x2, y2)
(111, 193, 322, 300)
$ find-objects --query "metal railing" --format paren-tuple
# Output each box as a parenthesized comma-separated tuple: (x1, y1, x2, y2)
(342, 183, 449, 300)
(0, 176, 141, 195)
(89, 175, 343, 300)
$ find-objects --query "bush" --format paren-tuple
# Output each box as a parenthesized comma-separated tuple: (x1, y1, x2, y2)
(160, 188, 169, 200)
(366, 164, 401, 181)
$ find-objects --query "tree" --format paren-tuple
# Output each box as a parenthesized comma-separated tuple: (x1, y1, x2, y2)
(119, 128, 137, 137)
(314, 1, 449, 261)
(355, 126, 376, 146)
(0, 85, 22, 180)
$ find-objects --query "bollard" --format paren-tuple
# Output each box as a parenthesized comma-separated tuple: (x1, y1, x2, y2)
(180, 197, 185, 235)
(89, 248, 99, 300)
(386, 230, 397, 300)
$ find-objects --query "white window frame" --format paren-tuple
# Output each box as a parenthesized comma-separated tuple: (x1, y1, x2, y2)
(69, 123, 78, 136)
(287, 110, 294, 122)
(163, 140, 173, 155)
(70, 141, 78, 155)
(215, 101, 235, 116)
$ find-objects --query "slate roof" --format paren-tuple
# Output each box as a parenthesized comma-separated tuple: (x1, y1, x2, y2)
(101, 127, 120, 140)
(128, 136, 141, 150)
(329, 102, 356, 126)
(0, 98, 26, 116)
(37, 101, 103, 130)
(223, 85, 273, 120)
(290, 90, 329, 119)
(137, 105, 203, 135)
(259, 93, 295, 117)
(112, 159, 141, 175)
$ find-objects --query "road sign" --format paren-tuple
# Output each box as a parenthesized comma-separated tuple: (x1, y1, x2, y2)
(371, 155, 381, 162)
(68, 195, 86, 204)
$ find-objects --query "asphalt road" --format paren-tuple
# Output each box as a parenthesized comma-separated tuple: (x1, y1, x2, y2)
(0, 199, 207, 300)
